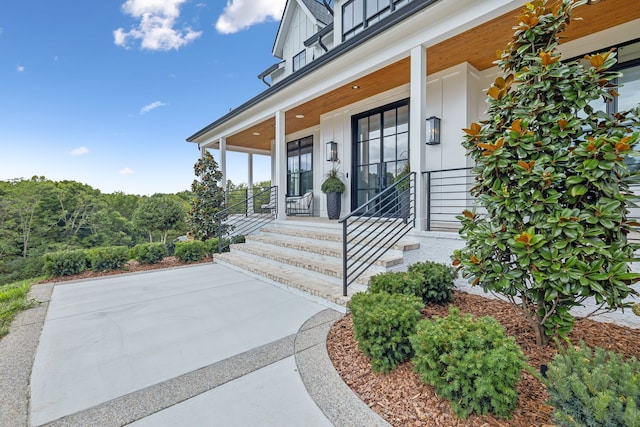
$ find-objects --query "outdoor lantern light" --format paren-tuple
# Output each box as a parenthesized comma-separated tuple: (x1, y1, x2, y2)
(327, 141, 338, 162)
(426, 116, 441, 145)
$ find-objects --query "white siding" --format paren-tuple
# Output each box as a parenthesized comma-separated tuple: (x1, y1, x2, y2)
(280, 6, 319, 78)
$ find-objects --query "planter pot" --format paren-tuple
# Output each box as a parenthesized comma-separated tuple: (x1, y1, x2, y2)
(326, 192, 342, 220)
(399, 189, 411, 224)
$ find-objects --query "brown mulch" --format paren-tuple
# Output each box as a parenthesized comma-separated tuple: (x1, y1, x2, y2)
(38, 256, 212, 284)
(326, 291, 640, 427)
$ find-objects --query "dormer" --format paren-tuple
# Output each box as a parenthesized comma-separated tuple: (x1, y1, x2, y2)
(258, 0, 334, 87)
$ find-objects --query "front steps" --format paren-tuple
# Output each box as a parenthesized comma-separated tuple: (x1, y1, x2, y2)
(213, 219, 420, 309)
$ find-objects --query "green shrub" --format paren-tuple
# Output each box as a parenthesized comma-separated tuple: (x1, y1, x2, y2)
(349, 291, 423, 373)
(408, 261, 456, 304)
(43, 249, 89, 277)
(131, 243, 167, 264)
(633, 303, 640, 317)
(368, 271, 425, 299)
(410, 306, 526, 419)
(174, 240, 206, 263)
(87, 246, 130, 272)
(231, 235, 246, 244)
(545, 342, 640, 427)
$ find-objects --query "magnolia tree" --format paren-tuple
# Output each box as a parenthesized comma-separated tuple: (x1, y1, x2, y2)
(453, 0, 640, 346)
(187, 151, 226, 241)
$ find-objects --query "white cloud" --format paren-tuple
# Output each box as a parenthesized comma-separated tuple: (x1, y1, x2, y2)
(69, 147, 89, 157)
(140, 100, 167, 114)
(114, 0, 202, 51)
(215, 0, 285, 34)
(16, 65, 25, 73)
(119, 167, 135, 175)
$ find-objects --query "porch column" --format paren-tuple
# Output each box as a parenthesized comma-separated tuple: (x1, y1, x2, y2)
(219, 137, 227, 192)
(275, 110, 287, 218)
(247, 153, 254, 213)
(409, 45, 427, 230)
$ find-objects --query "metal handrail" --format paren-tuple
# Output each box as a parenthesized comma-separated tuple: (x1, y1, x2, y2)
(215, 186, 278, 253)
(423, 167, 479, 232)
(339, 172, 415, 296)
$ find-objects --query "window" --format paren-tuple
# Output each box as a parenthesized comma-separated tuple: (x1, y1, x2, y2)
(287, 136, 313, 196)
(342, 0, 412, 41)
(293, 50, 306, 73)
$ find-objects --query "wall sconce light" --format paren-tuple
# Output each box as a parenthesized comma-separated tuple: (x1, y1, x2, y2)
(327, 141, 338, 162)
(426, 116, 441, 145)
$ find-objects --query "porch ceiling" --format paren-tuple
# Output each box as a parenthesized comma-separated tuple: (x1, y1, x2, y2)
(226, 0, 638, 152)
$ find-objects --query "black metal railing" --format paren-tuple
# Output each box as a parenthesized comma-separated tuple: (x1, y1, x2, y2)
(424, 167, 483, 232)
(339, 172, 415, 296)
(215, 186, 278, 253)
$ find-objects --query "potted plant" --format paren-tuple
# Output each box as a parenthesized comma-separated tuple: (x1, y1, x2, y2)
(394, 162, 411, 223)
(321, 162, 345, 220)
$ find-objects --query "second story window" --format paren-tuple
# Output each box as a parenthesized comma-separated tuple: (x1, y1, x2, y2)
(293, 50, 306, 73)
(342, 0, 412, 41)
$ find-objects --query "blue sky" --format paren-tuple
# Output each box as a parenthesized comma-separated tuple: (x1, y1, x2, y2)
(0, 0, 286, 195)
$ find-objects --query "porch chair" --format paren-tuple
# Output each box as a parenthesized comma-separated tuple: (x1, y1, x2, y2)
(261, 191, 276, 213)
(286, 191, 313, 216)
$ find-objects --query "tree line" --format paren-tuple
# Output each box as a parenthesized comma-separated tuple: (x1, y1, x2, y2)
(0, 173, 269, 285)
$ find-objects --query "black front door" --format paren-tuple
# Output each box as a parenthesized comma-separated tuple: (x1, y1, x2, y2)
(351, 99, 409, 211)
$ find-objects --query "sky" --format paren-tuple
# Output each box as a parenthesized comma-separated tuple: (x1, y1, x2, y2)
(0, 0, 288, 195)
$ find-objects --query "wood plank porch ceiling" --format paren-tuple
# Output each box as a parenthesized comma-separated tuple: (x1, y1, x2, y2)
(227, 0, 639, 152)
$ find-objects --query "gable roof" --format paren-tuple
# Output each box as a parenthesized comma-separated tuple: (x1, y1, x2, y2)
(272, 0, 333, 59)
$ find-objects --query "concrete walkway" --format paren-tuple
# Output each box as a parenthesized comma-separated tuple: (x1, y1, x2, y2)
(5, 263, 388, 427)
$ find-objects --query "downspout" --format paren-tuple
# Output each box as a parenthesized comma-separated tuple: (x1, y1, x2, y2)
(318, 33, 328, 53)
(261, 76, 271, 87)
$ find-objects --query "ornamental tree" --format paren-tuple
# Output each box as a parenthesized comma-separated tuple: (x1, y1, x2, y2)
(453, 0, 640, 346)
(187, 150, 226, 241)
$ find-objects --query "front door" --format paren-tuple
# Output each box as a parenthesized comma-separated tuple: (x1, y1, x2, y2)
(351, 99, 409, 211)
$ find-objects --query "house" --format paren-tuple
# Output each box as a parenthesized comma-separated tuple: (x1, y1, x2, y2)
(187, 0, 640, 306)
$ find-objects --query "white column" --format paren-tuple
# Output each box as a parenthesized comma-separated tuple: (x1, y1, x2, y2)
(247, 153, 254, 213)
(275, 111, 287, 218)
(409, 45, 427, 230)
(219, 137, 227, 192)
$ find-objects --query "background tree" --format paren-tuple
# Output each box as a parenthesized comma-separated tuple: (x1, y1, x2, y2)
(453, 0, 640, 346)
(187, 151, 226, 241)
(132, 195, 185, 243)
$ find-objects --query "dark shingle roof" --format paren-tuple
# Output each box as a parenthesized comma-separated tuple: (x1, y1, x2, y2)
(301, 0, 333, 26)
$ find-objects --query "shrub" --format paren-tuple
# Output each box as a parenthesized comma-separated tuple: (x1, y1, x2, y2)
(408, 261, 455, 304)
(174, 240, 206, 263)
(43, 249, 89, 277)
(87, 246, 129, 272)
(131, 243, 167, 264)
(349, 291, 423, 373)
(545, 342, 640, 427)
(633, 303, 640, 317)
(368, 271, 425, 300)
(410, 306, 527, 419)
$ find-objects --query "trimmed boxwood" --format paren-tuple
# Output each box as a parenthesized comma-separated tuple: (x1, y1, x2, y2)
(87, 246, 129, 272)
(349, 291, 423, 373)
(43, 249, 89, 277)
(407, 261, 456, 304)
(174, 240, 206, 263)
(131, 243, 167, 264)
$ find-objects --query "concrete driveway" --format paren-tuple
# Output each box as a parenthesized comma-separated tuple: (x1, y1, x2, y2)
(26, 263, 377, 426)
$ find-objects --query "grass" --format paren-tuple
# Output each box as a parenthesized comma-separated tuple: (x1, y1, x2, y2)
(0, 278, 41, 339)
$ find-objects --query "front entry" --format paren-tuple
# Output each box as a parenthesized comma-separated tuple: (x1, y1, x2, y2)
(351, 99, 409, 210)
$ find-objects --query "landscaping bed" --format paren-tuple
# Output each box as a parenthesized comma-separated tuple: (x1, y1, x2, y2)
(38, 256, 212, 284)
(327, 290, 640, 427)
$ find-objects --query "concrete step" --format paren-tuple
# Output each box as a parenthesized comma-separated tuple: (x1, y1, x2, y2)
(245, 235, 404, 268)
(213, 252, 357, 308)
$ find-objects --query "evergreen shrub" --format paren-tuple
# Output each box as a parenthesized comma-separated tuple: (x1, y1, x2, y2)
(408, 261, 456, 304)
(410, 306, 526, 419)
(368, 271, 425, 300)
(131, 243, 167, 264)
(174, 240, 206, 263)
(43, 249, 89, 277)
(349, 291, 423, 373)
(545, 342, 640, 427)
(87, 246, 129, 272)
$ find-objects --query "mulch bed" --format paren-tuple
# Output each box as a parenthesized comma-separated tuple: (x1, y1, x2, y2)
(38, 256, 212, 284)
(326, 291, 640, 427)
